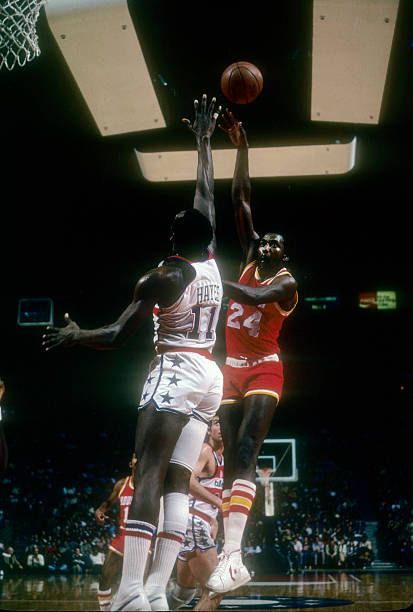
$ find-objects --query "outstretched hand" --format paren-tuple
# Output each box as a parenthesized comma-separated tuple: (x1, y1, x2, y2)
(182, 93, 221, 140)
(94, 509, 108, 525)
(219, 108, 248, 148)
(42, 313, 80, 351)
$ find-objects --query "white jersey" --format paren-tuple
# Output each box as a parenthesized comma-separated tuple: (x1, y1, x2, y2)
(189, 448, 224, 522)
(153, 257, 222, 353)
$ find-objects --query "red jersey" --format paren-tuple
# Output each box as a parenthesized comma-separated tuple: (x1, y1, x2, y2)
(118, 476, 134, 532)
(225, 262, 298, 360)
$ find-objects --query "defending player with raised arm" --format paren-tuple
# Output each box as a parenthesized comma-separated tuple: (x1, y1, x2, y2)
(95, 454, 138, 612)
(43, 94, 223, 612)
(206, 110, 298, 595)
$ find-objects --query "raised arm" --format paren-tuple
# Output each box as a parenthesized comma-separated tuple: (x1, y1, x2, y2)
(182, 94, 220, 255)
(220, 110, 259, 269)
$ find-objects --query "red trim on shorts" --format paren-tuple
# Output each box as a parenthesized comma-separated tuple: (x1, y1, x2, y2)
(157, 531, 184, 544)
(157, 346, 213, 360)
(189, 508, 213, 525)
(229, 504, 251, 516)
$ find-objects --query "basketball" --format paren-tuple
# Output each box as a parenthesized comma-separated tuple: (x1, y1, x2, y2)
(220, 61, 263, 105)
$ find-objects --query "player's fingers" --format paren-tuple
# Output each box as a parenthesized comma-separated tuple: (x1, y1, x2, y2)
(193, 98, 199, 112)
(213, 104, 222, 121)
(201, 93, 207, 113)
(208, 96, 216, 118)
(181, 117, 192, 128)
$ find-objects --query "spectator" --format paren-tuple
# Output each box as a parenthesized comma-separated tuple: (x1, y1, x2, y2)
(337, 537, 348, 569)
(26, 545, 45, 572)
(325, 537, 338, 568)
(2, 546, 23, 574)
(71, 546, 88, 574)
(89, 545, 105, 576)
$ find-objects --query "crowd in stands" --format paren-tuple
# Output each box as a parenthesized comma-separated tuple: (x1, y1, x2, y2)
(1, 446, 412, 579)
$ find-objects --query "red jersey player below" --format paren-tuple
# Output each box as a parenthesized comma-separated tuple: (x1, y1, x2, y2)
(94, 453, 138, 612)
(206, 110, 298, 595)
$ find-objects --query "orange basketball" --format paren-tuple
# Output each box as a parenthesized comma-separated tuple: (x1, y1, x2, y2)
(220, 61, 263, 105)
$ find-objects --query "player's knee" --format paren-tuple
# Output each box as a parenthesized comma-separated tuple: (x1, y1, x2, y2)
(164, 463, 191, 495)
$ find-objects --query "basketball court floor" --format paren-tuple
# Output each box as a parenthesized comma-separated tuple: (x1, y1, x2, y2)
(1, 571, 412, 611)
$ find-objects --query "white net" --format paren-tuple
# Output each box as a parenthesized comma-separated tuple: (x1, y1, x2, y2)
(0, 0, 46, 70)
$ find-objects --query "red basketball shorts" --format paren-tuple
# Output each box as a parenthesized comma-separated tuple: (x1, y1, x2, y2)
(221, 357, 284, 405)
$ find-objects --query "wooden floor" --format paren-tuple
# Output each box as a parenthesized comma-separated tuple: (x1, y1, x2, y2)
(0, 571, 412, 611)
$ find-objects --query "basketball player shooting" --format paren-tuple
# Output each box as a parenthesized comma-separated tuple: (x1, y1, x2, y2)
(43, 94, 224, 611)
(205, 110, 298, 595)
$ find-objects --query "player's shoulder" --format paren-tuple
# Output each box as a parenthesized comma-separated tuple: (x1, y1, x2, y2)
(114, 475, 128, 491)
(136, 259, 194, 298)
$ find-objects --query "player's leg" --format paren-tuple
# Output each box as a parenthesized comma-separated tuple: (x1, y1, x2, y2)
(168, 557, 198, 610)
(189, 549, 223, 612)
(97, 550, 122, 611)
(144, 417, 208, 610)
(112, 402, 188, 611)
(207, 394, 277, 593)
(217, 401, 243, 542)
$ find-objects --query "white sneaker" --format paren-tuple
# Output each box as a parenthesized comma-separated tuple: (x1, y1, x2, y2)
(110, 588, 151, 611)
(206, 549, 251, 593)
(145, 586, 169, 611)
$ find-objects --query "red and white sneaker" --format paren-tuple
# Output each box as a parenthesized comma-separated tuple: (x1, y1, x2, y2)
(206, 549, 251, 593)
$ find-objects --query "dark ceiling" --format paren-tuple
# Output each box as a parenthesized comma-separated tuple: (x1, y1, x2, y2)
(1, 0, 412, 293)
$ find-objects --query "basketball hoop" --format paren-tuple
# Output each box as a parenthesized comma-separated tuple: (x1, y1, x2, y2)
(0, 0, 46, 71)
(256, 466, 275, 517)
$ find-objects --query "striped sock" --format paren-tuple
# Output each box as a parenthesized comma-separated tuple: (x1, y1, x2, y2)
(221, 488, 232, 542)
(225, 479, 256, 554)
(116, 520, 156, 598)
(97, 588, 112, 611)
(145, 492, 188, 593)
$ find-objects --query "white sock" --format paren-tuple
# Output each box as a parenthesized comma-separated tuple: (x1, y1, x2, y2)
(117, 520, 156, 597)
(97, 588, 111, 611)
(145, 492, 188, 594)
(225, 479, 256, 554)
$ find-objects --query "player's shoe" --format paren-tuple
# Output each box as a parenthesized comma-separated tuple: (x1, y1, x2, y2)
(145, 586, 169, 611)
(110, 588, 151, 611)
(206, 549, 251, 593)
